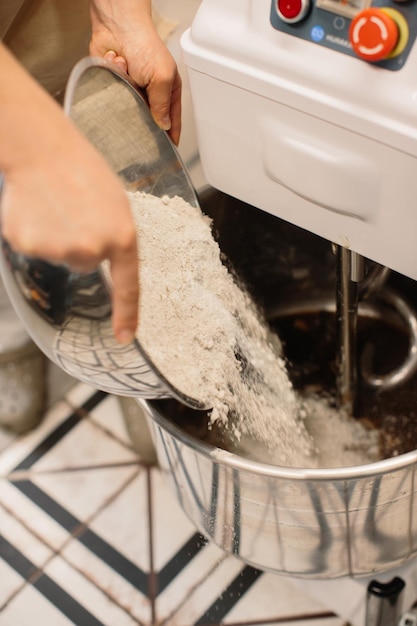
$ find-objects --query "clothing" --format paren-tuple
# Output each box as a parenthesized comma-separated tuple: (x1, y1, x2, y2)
(2, 0, 90, 97)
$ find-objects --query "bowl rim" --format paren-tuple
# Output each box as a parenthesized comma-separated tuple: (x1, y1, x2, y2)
(146, 398, 417, 482)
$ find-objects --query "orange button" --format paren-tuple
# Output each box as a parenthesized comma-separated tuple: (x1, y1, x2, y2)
(349, 8, 399, 61)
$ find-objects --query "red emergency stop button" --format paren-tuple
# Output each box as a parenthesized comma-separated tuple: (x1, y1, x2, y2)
(349, 8, 399, 61)
(276, 0, 310, 23)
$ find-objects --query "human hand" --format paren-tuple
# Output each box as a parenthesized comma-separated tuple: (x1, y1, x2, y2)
(0, 52, 139, 344)
(89, 0, 182, 145)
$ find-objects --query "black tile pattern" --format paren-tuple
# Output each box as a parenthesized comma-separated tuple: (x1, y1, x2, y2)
(0, 389, 339, 625)
(1, 534, 107, 626)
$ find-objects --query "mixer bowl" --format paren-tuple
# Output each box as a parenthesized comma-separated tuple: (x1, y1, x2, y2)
(142, 398, 417, 579)
(0, 58, 205, 409)
(139, 189, 417, 579)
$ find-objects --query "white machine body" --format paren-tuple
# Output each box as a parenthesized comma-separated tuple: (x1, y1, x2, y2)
(181, 0, 417, 281)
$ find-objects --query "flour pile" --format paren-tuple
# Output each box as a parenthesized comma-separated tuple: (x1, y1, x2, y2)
(120, 191, 378, 469)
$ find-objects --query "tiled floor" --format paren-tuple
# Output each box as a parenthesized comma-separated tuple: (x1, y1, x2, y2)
(0, 381, 348, 626)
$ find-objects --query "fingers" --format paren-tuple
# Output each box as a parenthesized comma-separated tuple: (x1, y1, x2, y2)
(104, 50, 128, 74)
(166, 73, 182, 146)
(147, 68, 182, 145)
(2, 184, 139, 346)
(107, 234, 139, 345)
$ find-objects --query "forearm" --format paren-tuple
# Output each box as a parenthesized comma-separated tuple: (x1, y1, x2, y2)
(89, 0, 154, 50)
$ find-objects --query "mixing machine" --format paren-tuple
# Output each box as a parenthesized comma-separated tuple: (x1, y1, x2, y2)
(173, 0, 417, 623)
(181, 0, 417, 414)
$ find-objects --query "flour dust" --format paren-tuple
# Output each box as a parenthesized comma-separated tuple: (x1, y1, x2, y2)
(119, 191, 379, 469)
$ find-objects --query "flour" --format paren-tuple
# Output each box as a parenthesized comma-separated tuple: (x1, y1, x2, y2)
(120, 191, 379, 469)
(124, 191, 315, 466)
(301, 396, 379, 468)
(231, 394, 379, 468)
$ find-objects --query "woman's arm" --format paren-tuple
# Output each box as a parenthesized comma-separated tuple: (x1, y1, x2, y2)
(0, 43, 139, 343)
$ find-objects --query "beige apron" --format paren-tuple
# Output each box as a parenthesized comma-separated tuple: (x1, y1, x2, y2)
(2, 0, 90, 97)
(1, 1, 177, 98)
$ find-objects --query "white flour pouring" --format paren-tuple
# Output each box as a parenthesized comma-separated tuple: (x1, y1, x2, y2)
(107, 190, 378, 469)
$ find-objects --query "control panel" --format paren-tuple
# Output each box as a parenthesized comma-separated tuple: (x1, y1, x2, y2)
(270, 0, 417, 69)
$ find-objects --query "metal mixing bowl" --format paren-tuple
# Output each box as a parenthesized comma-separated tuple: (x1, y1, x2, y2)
(0, 57, 205, 409)
(143, 396, 417, 579)
(139, 188, 417, 579)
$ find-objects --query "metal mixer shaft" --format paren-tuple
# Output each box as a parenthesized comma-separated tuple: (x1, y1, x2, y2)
(335, 246, 364, 415)
(335, 246, 417, 416)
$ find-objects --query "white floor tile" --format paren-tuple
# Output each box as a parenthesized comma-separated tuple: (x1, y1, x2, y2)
(0, 583, 76, 626)
(0, 480, 71, 551)
(0, 559, 26, 613)
(33, 464, 139, 523)
(0, 555, 140, 626)
(44, 556, 140, 626)
(165, 559, 346, 625)
(0, 501, 53, 608)
(0, 401, 74, 477)
(157, 542, 230, 622)
(161, 554, 243, 625)
(61, 538, 151, 625)
(64, 381, 100, 408)
(32, 415, 138, 473)
(223, 571, 343, 624)
(252, 621, 344, 626)
(60, 468, 152, 622)
(88, 469, 150, 570)
(0, 500, 52, 568)
(88, 394, 133, 448)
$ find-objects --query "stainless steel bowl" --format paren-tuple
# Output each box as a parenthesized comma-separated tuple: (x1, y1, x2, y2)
(143, 397, 417, 579)
(0, 57, 205, 409)
(139, 189, 417, 579)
